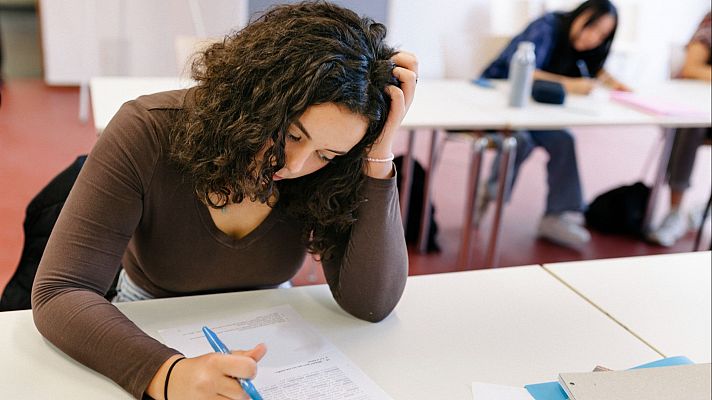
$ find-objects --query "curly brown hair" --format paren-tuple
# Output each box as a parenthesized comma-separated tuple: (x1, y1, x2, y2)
(170, 1, 398, 259)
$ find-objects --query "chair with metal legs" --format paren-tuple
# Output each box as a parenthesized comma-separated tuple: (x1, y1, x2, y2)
(453, 133, 517, 268)
(693, 192, 711, 251)
(693, 138, 712, 251)
(410, 130, 517, 269)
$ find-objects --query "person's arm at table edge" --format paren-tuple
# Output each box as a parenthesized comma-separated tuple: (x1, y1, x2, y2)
(533, 69, 595, 94)
(680, 41, 712, 82)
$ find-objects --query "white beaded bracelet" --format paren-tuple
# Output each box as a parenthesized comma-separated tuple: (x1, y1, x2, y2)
(364, 153, 395, 163)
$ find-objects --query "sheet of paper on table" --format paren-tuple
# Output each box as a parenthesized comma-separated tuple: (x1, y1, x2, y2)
(159, 304, 392, 400)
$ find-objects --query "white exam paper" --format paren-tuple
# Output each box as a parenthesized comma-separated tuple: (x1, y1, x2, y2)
(159, 305, 392, 400)
(471, 382, 534, 400)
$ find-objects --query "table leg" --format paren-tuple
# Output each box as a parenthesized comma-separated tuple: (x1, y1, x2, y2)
(484, 135, 517, 268)
(458, 136, 488, 269)
(693, 193, 711, 251)
(417, 129, 441, 253)
(399, 129, 416, 232)
(642, 128, 676, 233)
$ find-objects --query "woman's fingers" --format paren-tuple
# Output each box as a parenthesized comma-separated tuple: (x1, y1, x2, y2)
(392, 51, 419, 77)
(385, 85, 405, 114)
(232, 343, 267, 362)
(372, 51, 417, 144)
(167, 351, 266, 400)
(391, 66, 416, 111)
(217, 354, 258, 380)
(391, 51, 418, 110)
(384, 85, 406, 129)
(215, 375, 250, 400)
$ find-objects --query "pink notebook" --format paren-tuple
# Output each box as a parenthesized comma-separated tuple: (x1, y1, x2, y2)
(610, 91, 707, 117)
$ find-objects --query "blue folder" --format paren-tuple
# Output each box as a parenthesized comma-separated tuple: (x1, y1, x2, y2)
(524, 356, 694, 400)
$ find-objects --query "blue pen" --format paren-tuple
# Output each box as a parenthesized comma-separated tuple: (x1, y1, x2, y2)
(202, 326, 264, 400)
(576, 59, 590, 78)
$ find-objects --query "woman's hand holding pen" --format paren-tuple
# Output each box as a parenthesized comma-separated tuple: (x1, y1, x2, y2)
(603, 77, 632, 92)
(147, 344, 267, 400)
(598, 69, 633, 92)
(364, 51, 418, 179)
(563, 76, 631, 95)
(563, 77, 596, 95)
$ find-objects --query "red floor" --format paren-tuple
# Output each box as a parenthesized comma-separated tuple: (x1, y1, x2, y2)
(1, 80, 710, 294)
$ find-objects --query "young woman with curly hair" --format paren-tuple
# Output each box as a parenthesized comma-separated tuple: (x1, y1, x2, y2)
(31, 2, 417, 399)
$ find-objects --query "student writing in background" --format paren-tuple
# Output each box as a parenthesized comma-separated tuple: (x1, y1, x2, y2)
(31, 3, 415, 399)
(477, 0, 629, 248)
(648, 11, 711, 247)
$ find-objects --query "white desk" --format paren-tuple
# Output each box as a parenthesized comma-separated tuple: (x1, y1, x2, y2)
(402, 79, 706, 131)
(636, 80, 712, 128)
(88, 77, 712, 267)
(402, 79, 508, 130)
(492, 80, 711, 130)
(0, 266, 660, 399)
(90, 77, 194, 134)
(401, 79, 711, 266)
(544, 251, 712, 364)
(90, 77, 710, 134)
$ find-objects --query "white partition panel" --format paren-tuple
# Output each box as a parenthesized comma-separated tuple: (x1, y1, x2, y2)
(39, 0, 248, 85)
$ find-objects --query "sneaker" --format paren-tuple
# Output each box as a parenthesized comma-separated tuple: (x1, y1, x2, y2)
(648, 210, 688, 247)
(537, 213, 591, 248)
(560, 211, 586, 226)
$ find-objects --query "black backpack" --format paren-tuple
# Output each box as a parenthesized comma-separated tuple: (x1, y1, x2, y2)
(584, 181, 651, 237)
(0, 156, 119, 311)
(393, 156, 441, 252)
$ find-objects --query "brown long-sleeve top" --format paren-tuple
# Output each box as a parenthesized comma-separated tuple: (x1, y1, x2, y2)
(31, 89, 408, 399)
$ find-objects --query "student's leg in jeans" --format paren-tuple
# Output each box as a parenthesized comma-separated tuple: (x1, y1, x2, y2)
(649, 127, 709, 246)
(486, 130, 589, 247)
(487, 130, 584, 215)
(667, 127, 709, 208)
(529, 130, 585, 215)
(486, 131, 536, 201)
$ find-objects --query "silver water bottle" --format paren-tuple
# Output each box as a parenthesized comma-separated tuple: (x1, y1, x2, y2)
(508, 41, 536, 108)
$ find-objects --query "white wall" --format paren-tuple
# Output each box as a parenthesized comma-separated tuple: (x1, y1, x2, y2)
(249, 0, 387, 23)
(387, 0, 492, 79)
(40, 0, 248, 85)
(41, 0, 710, 85)
(611, 0, 710, 82)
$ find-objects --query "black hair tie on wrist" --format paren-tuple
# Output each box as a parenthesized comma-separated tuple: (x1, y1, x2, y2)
(164, 356, 186, 400)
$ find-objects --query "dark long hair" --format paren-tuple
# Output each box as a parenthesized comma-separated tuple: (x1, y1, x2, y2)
(170, 1, 397, 259)
(547, 0, 618, 77)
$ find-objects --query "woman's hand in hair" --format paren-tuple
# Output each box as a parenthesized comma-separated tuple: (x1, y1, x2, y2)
(365, 51, 418, 179)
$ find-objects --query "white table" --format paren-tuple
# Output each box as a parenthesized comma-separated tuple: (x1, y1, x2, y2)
(90, 77, 195, 134)
(0, 265, 661, 399)
(544, 251, 712, 364)
(636, 80, 712, 128)
(402, 79, 711, 267)
(87, 77, 509, 267)
(89, 77, 712, 268)
(505, 80, 711, 130)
